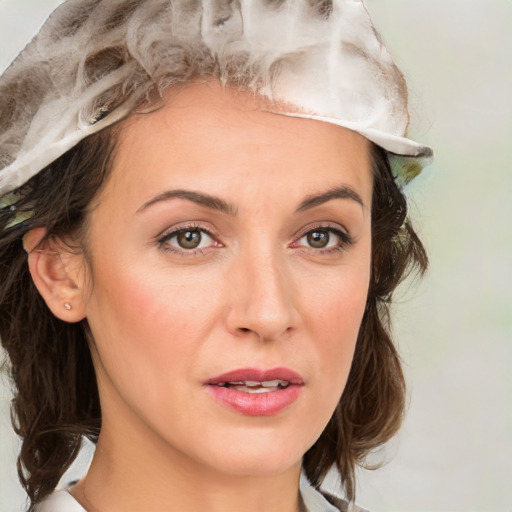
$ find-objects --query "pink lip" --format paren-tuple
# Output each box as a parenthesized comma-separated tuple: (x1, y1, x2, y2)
(206, 367, 304, 386)
(204, 367, 304, 416)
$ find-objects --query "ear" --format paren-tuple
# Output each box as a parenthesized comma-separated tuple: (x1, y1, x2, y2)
(24, 227, 87, 323)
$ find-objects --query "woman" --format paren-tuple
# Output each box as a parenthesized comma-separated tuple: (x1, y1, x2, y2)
(0, 1, 432, 511)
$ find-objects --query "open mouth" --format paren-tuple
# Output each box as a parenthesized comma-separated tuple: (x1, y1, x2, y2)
(214, 379, 290, 394)
(205, 368, 304, 415)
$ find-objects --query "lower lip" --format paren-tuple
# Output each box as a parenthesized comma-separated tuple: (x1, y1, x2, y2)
(205, 385, 303, 416)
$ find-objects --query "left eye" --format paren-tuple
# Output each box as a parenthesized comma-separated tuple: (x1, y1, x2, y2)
(296, 227, 347, 250)
(162, 228, 214, 250)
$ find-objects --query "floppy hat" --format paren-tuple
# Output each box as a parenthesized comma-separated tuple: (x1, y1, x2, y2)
(0, 0, 433, 199)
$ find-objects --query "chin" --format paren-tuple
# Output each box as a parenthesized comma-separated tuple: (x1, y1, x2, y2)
(204, 451, 302, 478)
(183, 426, 313, 478)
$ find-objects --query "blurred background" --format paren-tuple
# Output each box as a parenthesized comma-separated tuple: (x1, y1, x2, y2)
(1, 1, 511, 511)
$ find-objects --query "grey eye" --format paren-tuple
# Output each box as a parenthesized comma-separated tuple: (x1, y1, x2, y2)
(306, 230, 330, 248)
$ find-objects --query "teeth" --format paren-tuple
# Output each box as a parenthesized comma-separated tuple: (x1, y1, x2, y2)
(261, 379, 288, 388)
(243, 381, 260, 387)
(217, 379, 290, 392)
(233, 386, 277, 394)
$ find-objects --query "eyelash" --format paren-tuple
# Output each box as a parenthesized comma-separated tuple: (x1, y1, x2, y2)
(157, 223, 220, 256)
(292, 224, 354, 254)
(157, 223, 354, 256)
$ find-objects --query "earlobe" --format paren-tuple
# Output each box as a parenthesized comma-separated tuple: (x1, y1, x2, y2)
(25, 228, 87, 323)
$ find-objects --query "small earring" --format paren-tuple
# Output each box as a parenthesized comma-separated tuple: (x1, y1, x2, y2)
(64, 302, 72, 311)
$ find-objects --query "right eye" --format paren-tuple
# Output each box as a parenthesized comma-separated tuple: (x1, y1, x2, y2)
(302, 229, 333, 249)
(173, 229, 211, 249)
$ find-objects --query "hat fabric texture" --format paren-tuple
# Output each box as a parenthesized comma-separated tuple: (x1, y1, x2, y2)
(0, 0, 433, 197)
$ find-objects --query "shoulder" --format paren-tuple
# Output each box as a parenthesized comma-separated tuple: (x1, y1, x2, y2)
(34, 488, 86, 512)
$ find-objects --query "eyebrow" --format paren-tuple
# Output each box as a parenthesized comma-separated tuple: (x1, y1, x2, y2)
(137, 184, 364, 216)
(296, 186, 365, 212)
(137, 189, 237, 215)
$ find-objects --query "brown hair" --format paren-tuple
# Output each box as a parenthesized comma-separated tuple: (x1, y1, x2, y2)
(0, 122, 427, 508)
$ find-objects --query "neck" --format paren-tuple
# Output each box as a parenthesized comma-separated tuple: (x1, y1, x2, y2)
(71, 412, 303, 512)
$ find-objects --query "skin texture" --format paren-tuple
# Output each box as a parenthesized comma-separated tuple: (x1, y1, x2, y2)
(27, 81, 373, 512)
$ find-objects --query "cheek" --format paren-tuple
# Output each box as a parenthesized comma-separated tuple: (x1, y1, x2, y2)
(282, 258, 369, 453)
(310, 279, 367, 380)
(83, 262, 218, 434)
(303, 253, 371, 397)
(83, 248, 232, 412)
(305, 253, 370, 346)
(86, 265, 206, 363)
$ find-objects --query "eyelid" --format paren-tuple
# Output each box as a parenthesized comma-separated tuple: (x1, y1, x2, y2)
(291, 223, 354, 251)
(157, 222, 222, 254)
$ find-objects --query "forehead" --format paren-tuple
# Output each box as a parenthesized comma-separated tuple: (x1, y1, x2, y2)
(98, 80, 373, 212)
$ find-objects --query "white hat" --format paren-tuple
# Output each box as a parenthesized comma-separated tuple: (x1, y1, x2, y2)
(0, 0, 433, 197)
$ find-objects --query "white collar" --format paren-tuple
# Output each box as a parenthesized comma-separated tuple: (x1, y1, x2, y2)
(299, 473, 344, 512)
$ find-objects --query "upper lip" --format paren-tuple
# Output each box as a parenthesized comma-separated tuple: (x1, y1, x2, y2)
(205, 367, 304, 386)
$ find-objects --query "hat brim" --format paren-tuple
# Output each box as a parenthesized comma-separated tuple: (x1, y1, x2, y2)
(277, 112, 433, 159)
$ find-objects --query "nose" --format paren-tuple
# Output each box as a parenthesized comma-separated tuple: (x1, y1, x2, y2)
(225, 248, 297, 342)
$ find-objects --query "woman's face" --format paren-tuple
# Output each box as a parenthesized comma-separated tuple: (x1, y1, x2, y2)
(75, 82, 373, 477)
